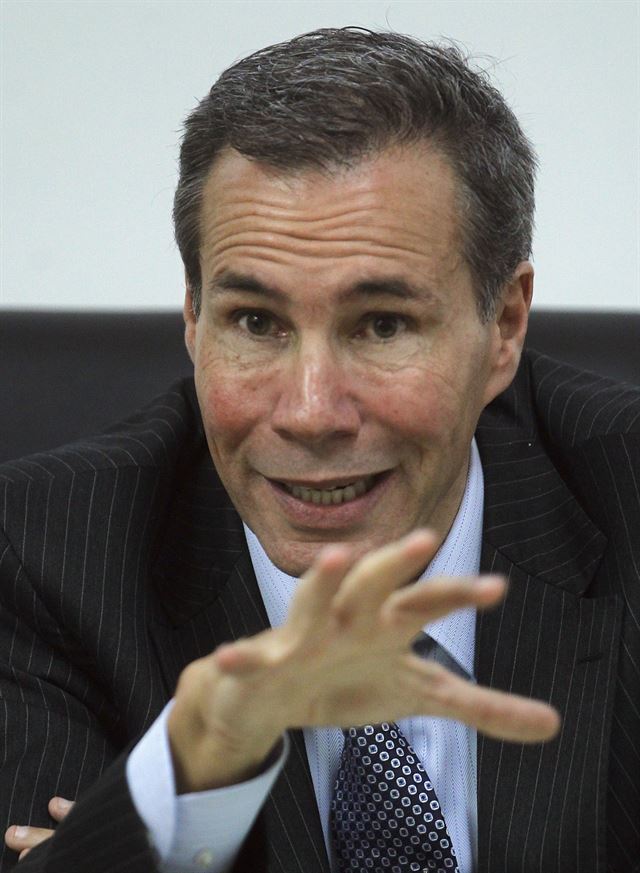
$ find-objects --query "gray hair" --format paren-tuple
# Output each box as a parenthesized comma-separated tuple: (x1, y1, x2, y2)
(173, 27, 537, 321)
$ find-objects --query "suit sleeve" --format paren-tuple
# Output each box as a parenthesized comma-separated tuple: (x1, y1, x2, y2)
(0, 529, 160, 873)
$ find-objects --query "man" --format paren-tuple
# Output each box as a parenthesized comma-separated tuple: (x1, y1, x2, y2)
(1, 28, 638, 873)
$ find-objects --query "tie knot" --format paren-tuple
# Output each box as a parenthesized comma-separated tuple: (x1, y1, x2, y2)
(342, 723, 410, 757)
(343, 722, 398, 740)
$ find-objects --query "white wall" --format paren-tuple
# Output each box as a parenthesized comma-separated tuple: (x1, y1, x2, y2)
(1, 0, 638, 312)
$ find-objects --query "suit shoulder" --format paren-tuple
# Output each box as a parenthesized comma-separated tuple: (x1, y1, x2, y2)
(525, 350, 640, 446)
(0, 378, 202, 577)
(0, 378, 199, 486)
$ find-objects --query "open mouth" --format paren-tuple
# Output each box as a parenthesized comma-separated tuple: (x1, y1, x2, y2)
(273, 473, 384, 506)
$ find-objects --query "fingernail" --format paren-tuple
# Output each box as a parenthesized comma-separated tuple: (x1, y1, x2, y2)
(54, 797, 73, 811)
(476, 575, 506, 589)
(404, 529, 433, 545)
(13, 826, 28, 839)
(319, 543, 349, 560)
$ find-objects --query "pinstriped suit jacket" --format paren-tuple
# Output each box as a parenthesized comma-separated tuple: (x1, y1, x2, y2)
(0, 349, 638, 873)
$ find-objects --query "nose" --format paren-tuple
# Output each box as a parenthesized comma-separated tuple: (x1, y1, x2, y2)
(271, 341, 361, 444)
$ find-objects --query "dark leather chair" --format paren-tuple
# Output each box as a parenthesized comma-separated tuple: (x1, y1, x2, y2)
(1, 309, 638, 464)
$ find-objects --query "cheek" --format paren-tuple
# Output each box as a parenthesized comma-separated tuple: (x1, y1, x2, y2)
(197, 381, 246, 442)
(362, 365, 460, 442)
(194, 349, 271, 446)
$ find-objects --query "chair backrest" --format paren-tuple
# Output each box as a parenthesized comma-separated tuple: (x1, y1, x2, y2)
(1, 309, 638, 464)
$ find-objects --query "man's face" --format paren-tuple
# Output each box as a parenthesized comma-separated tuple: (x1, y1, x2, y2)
(185, 145, 522, 576)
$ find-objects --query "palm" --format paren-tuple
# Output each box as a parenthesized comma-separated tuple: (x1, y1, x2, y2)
(204, 531, 559, 742)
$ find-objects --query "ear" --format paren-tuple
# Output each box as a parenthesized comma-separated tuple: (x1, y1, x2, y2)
(183, 271, 197, 365)
(482, 260, 534, 406)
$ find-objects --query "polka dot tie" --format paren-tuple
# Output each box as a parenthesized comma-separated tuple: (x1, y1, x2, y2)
(330, 722, 459, 873)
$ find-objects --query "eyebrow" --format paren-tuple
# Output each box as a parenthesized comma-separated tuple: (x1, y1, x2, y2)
(208, 271, 438, 305)
(210, 272, 284, 301)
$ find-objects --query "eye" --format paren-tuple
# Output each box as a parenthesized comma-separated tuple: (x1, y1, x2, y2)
(372, 314, 401, 339)
(236, 310, 279, 337)
(359, 313, 407, 341)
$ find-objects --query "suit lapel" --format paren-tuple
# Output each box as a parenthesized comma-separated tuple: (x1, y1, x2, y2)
(149, 442, 329, 872)
(474, 364, 623, 873)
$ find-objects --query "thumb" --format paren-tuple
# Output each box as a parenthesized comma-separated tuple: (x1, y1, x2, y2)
(48, 797, 74, 822)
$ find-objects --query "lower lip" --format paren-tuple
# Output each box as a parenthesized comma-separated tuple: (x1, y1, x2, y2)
(263, 472, 394, 530)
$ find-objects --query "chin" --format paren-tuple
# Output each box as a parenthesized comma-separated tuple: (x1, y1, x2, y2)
(264, 532, 389, 579)
(266, 542, 328, 578)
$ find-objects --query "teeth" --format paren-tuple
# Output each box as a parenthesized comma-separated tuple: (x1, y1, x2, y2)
(286, 476, 375, 505)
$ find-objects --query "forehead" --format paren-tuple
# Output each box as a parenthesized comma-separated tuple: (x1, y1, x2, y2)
(197, 145, 467, 295)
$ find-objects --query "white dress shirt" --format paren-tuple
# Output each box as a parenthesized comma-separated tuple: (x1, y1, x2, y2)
(126, 439, 484, 872)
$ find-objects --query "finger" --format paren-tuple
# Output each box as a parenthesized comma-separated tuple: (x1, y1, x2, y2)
(4, 825, 55, 853)
(331, 529, 439, 621)
(287, 543, 355, 624)
(213, 636, 271, 674)
(417, 663, 561, 743)
(215, 545, 358, 675)
(382, 575, 506, 635)
(213, 625, 298, 674)
(48, 796, 74, 822)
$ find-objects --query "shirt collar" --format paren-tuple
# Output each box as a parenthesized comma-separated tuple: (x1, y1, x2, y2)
(245, 438, 483, 680)
(419, 438, 483, 678)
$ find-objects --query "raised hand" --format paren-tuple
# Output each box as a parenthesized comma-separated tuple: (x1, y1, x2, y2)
(168, 530, 560, 794)
(5, 797, 74, 861)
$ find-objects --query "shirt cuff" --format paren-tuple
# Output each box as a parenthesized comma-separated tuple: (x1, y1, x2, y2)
(126, 700, 288, 872)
